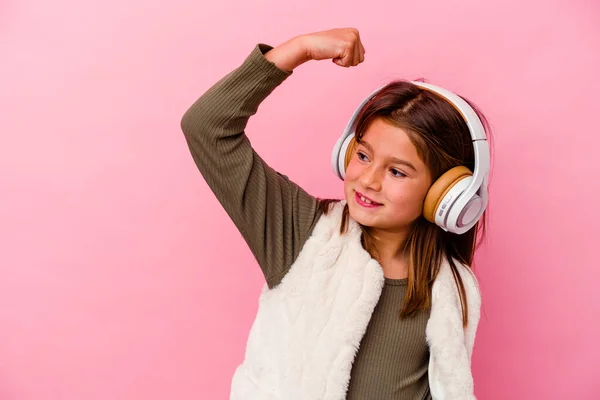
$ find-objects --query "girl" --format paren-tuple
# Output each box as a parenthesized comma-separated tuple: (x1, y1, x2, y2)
(181, 28, 491, 400)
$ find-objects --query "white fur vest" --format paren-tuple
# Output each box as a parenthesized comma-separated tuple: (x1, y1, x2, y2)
(230, 202, 481, 400)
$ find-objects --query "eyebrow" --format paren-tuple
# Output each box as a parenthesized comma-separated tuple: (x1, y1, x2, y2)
(359, 140, 418, 172)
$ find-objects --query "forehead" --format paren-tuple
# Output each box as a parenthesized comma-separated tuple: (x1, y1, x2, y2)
(360, 118, 421, 159)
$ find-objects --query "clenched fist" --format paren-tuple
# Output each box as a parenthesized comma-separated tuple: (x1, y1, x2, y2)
(265, 28, 366, 72)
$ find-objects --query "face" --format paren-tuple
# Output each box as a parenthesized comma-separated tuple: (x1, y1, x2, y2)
(344, 118, 433, 234)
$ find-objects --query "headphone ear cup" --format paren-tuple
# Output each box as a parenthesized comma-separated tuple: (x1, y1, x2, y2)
(332, 132, 357, 179)
(423, 166, 473, 223)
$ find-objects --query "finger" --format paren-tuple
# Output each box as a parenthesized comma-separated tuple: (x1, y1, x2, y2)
(359, 41, 366, 63)
(333, 58, 348, 68)
(341, 48, 353, 67)
(350, 30, 360, 66)
(352, 40, 360, 66)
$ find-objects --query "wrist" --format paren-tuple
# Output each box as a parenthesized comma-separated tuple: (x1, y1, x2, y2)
(264, 36, 310, 72)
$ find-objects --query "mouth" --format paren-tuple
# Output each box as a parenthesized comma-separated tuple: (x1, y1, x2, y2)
(354, 191, 382, 208)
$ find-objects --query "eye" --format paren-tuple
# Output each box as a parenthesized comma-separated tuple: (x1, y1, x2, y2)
(356, 151, 369, 162)
(390, 168, 407, 178)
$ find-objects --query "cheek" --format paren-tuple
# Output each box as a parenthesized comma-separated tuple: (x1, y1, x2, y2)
(344, 161, 363, 193)
(383, 181, 429, 211)
(383, 186, 409, 206)
(344, 159, 361, 181)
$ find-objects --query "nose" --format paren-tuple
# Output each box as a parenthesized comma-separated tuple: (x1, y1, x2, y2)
(358, 164, 382, 192)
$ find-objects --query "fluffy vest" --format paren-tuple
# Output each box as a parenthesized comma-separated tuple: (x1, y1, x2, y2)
(230, 202, 481, 400)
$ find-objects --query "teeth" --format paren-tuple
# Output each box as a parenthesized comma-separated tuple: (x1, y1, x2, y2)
(360, 196, 372, 204)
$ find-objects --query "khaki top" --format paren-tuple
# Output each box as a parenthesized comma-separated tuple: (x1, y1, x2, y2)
(181, 43, 431, 400)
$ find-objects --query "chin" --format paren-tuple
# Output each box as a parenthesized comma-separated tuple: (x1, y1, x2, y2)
(346, 199, 379, 227)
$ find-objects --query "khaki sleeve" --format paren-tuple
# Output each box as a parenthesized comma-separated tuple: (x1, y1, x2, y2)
(180, 43, 322, 287)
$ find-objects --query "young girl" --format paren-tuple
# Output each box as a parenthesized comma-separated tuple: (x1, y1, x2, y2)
(181, 28, 490, 400)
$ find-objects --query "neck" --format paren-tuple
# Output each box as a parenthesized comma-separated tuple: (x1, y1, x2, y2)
(364, 227, 412, 279)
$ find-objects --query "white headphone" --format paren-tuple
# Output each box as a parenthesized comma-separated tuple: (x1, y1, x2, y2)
(331, 81, 490, 235)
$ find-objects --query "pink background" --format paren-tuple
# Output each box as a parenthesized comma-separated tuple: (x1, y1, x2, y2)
(1, 0, 599, 398)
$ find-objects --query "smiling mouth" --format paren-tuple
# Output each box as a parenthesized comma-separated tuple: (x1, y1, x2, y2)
(355, 191, 382, 208)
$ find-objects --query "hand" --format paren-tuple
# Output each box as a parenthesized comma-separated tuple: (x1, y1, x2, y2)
(265, 28, 366, 72)
(302, 28, 366, 68)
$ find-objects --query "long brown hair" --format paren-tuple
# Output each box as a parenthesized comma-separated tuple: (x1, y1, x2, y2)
(319, 80, 493, 327)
